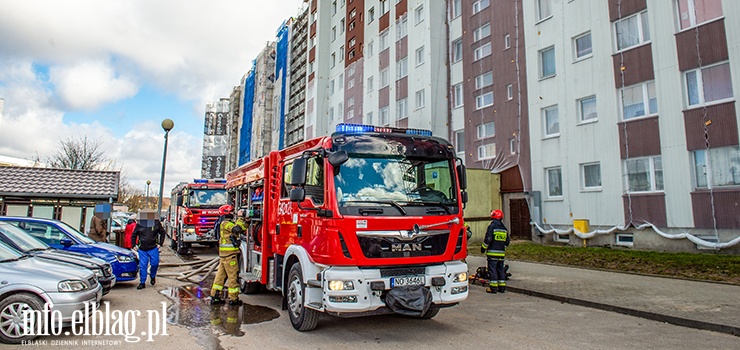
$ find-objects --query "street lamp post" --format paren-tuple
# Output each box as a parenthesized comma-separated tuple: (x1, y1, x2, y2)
(157, 119, 174, 218)
(145, 180, 151, 209)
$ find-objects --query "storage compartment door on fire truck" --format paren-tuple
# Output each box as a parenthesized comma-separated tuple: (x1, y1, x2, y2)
(279, 157, 325, 247)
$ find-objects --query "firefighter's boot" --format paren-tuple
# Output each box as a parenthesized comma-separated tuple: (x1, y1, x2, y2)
(486, 286, 497, 294)
(210, 296, 225, 305)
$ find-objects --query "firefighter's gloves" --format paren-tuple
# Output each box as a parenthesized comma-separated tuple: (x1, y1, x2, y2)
(230, 225, 244, 247)
(480, 246, 485, 254)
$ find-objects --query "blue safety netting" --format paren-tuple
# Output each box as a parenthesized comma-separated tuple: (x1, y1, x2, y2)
(239, 68, 255, 166)
(275, 21, 289, 150)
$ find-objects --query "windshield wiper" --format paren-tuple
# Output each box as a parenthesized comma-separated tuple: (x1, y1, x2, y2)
(27, 248, 47, 252)
(347, 200, 407, 216)
(402, 201, 451, 215)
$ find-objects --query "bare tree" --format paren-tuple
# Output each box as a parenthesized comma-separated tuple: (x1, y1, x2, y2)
(46, 136, 108, 171)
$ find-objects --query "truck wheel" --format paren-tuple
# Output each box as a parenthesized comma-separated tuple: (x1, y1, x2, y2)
(419, 307, 440, 319)
(0, 293, 45, 344)
(240, 280, 262, 294)
(176, 234, 189, 255)
(286, 263, 319, 331)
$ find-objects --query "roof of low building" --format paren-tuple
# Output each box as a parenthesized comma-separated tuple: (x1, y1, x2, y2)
(0, 165, 119, 200)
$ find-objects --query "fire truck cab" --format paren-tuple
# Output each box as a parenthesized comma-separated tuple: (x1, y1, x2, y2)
(168, 179, 228, 254)
(226, 124, 469, 331)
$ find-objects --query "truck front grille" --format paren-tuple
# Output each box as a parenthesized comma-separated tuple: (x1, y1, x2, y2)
(357, 233, 449, 259)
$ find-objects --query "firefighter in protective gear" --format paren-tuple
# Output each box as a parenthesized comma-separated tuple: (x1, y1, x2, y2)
(210, 205, 248, 306)
(481, 209, 510, 293)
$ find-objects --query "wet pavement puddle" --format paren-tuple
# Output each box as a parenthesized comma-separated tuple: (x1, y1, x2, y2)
(160, 281, 280, 349)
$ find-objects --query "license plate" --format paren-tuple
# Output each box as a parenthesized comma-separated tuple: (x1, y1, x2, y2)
(390, 276, 425, 288)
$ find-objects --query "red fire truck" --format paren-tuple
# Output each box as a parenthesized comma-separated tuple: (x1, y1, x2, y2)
(168, 179, 228, 254)
(226, 123, 469, 331)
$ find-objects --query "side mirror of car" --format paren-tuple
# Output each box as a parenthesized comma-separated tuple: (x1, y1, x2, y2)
(60, 238, 74, 247)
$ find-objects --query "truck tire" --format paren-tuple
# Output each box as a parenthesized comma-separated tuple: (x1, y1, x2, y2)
(286, 263, 319, 331)
(419, 307, 440, 319)
(0, 293, 45, 344)
(176, 231, 189, 255)
(240, 280, 262, 294)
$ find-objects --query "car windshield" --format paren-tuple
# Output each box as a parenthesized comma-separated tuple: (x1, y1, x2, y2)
(187, 189, 227, 208)
(0, 241, 23, 262)
(0, 222, 49, 252)
(55, 221, 97, 244)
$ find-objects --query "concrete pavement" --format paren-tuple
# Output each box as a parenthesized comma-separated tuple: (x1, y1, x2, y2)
(466, 255, 740, 336)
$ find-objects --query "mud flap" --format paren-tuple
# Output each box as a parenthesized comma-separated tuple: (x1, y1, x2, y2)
(385, 285, 432, 317)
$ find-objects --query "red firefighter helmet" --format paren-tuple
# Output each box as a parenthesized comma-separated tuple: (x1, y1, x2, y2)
(491, 209, 503, 220)
(218, 204, 233, 216)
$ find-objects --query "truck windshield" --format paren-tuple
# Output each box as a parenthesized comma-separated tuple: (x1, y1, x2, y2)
(188, 189, 227, 208)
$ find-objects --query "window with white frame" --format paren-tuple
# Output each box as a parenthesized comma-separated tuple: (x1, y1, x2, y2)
(415, 89, 426, 109)
(347, 109, 354, 120)
(331, 53, 336, 68)
(452, 39, 463, 62)
(620, 81, 657, 120)
(329, 107, 335, 122)
(350, 8, 356, 19)
(475, 71, 493, 89)
(685, 62, 733, 107)
(338, 102, 343, 118)
(397, 98, 408, 119)
(453, 83, 464, 108)
(473, 0, 490, 15)
(504, 34, 511, 49)
(349, 66, 355, 77)
(677, 0, 723, 30)
(579, 95, 597, 122)
(451, 0, 462, 19)
(329, 78, 335, 94)
(380, 0, 389, 15)
(540, 46, 556, 78)
(507, 84, 514, 100)
(615, 233, 634, 247)
(367, 40, 374, 56)
(366, 111, 374, 125)
(474, 43, 492, 61)
(415, 5, 424, 24)
(332, 27, 337, 42)
(349, 37, 356, 48)
(574, 32, 592, 60)
(367, 76, 374, 91)
(455, 130, 465, 153)
(624, 156, 664, 193)
(476, 92, 494, 109)
(546, 167, 562, 197)
(415, 47, 425, 66)
(332, 0, 337, 15)
(510, 138, 517, 154)
(693, 145, 740, 188)
(340, 19, 345, 33)
(477, 121, 495, 139)
(537, 0, 552, 21)
(615, 11, 650, 52)
(396, 57, 408, 79)
(543, 105, 559, 137)
(339, 46, 344, 62)
(380, 106, 389, 125)
(380, 31, 390, 51)
(474, 23, 491, 42)
(368, 7, 375, 22)
(478, 144, 495, 160)
(397, 15, 408, 39)
(581, 162, 602, 190)
(380, 68, 389, 87)
(338, 73, 344, 89)
(347, 98, 354, 108)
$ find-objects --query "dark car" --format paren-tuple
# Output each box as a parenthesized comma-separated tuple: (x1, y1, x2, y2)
(0, 222, 115, 294)
(0, 217, 139, 282)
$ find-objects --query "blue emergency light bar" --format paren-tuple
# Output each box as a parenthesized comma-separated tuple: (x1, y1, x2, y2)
(335, 123, 433, 137)
(193, 179, 226, 184)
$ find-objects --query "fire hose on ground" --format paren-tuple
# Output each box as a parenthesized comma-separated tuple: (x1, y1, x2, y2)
(157, 257, 220, 284)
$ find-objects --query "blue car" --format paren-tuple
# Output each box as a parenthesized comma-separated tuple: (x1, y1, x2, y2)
(0, 217, 139, 282)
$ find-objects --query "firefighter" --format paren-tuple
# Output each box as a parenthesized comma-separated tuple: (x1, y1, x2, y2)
(210, 205, 247, 306)
(481, 209, 510, 293)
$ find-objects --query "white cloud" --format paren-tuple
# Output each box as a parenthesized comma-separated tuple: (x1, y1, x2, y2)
(51, 60, 138, 110)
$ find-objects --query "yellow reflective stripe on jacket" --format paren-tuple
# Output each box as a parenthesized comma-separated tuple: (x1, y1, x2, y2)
(481, 243, 489, 249)
(486, 251, 505, 257)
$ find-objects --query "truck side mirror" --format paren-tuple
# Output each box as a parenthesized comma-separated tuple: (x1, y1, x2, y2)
(176, 196, 183, 207)
(457, 164, 467, 190)
(460, 191, 468, 204)
(291, 158, 307, 186)
(328, 150, 348, 167)
(290, 188, 306, 202)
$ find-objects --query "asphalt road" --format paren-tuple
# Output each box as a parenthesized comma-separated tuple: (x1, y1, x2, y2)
(6, 244, 737, 350)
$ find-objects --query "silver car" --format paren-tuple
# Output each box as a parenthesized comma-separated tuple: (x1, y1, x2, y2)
(0, 242, 103, 344)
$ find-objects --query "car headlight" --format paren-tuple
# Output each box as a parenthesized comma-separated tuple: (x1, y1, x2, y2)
(328, 280, 355, 291)
(454, 272, 467, 283)
(58, 280, 87, 292)
(116, 255, 135, 263)
(93, 268, 104, 277)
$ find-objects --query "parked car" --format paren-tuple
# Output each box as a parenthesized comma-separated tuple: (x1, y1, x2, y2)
(0, 241, 102, 344)
(0, 217, 139, 282)
(0, 222, 115, 294)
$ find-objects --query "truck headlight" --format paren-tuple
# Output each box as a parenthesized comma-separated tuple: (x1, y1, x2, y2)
(454, 272, 467, 283)
(328, 280, 355, 291)
(185, 228, 196, 233)
(58, 280, 87, 292)
(116, 255, 135, 263)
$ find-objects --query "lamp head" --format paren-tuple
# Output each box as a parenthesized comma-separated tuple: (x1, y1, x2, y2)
(161, 119, 174, 132)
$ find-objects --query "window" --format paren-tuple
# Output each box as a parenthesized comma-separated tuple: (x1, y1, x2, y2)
(615, 11, 650, 52)
(367, 76, 374, 91)
(685, 62, 733, 107)
(350, 8, 356, 19)
(331, 53, 336, 68)
(329, 107, 335, 122)
(415, 5, 424, 24)
(329, 78, 335, 94)
(339, 46, 344, 62)
(348, 97, 354, 107)
(624, 156, 664, 192)
(476, 92, 494, 109)
(615, 233, 634, 247)
(348, 66, 355, 77)
(693, 146, 740, 188)
(574, 32, 592, 60)
(332, 27, 337, 42)
(415, 89, 426, 109)
(455, 130, 465, 153)
(477, 121, 495, 139)
(504, 34, 511, 49)
(397, 98, 408, 119)
(397, 16, 408, 39)
(543, 105, 559, 137)
(677, 0, 723, 30)
(475, 71, 493, 89)
(537, 0, 552, 21)
(451, 0, 461, 19)
(478, 144, 495, 160)
(396, 57, 408, 79)
(621, 81, 657, 120)
(546, 167, 563, 197)
(367, 40, 374, 56)
(415, 47, 425, 66)
(473, 0, 490, 14)
(380, 31, 390, 50)
(332, 0, 337, 15)
(452, 39, 463, 62)
(338, 73, 344, 89)
(453, 83, 464, 108)
(507, 84, 513, 100)
(366, 111, 374, 125)
(510, 138, 517, 155)
(338, 102, 343, 119)
(579, 95, 597, 122)
(474, 43, 492, 61)
(473, 23, 491, 42)
(368, 7, 375, 22)
(581, 162, 602, 190)
(380, 0, 389, 15)
(380, 106, 389, 125)
(380, 68, 389, 87)
(347, 109, 354, 120)
(340, 19, 345, 33)
(349, 37, 356, 47)
(540, 46, 556, 78)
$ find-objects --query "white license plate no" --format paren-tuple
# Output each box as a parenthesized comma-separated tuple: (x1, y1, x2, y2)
(390, 276, 425, 287)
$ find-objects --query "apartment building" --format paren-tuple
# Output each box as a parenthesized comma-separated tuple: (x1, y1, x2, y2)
(523, 0, 739, 251)
(285, 8, 309, 147)
(201, 98, 229, 178)
(227, 85, 242, 173)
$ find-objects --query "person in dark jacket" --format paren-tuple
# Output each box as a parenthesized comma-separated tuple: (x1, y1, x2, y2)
(481, 209, 510, 293)
(131, 210, 166, 290)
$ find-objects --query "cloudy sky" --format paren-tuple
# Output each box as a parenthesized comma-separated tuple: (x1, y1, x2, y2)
(0, 0, 304, 197)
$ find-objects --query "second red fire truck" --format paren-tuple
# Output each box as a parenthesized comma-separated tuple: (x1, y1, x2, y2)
(226, 123, 470, 331)
(168, 179, 228, 254)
